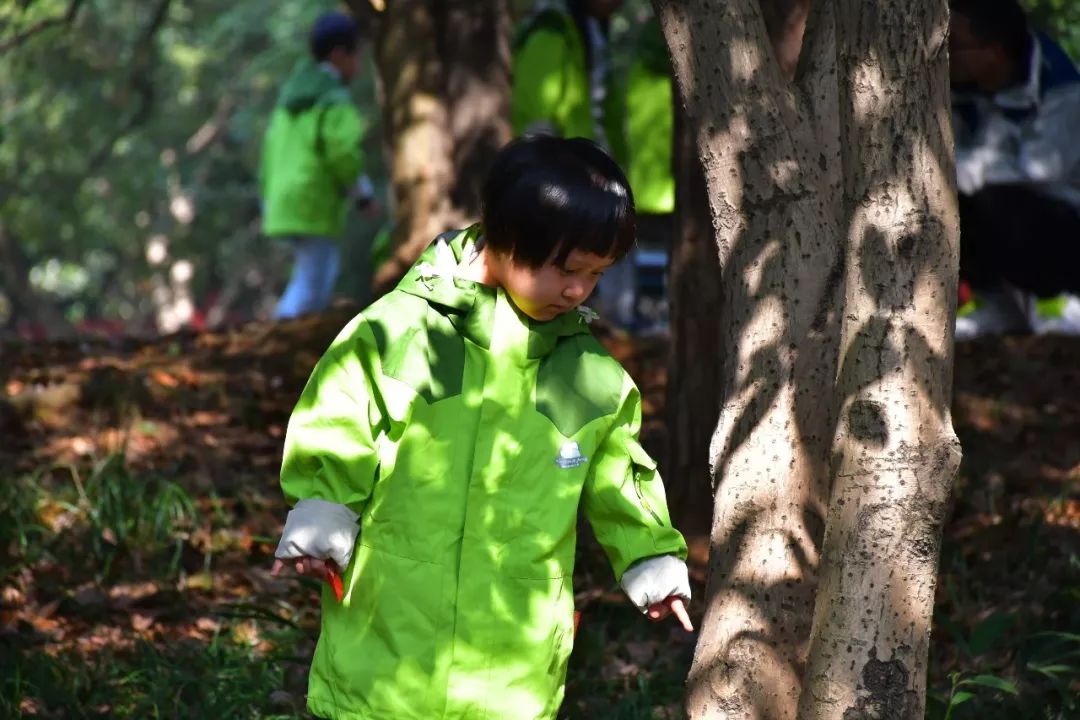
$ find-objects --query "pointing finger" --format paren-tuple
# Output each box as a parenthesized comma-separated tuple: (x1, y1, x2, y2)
(670, 597, 694, 633)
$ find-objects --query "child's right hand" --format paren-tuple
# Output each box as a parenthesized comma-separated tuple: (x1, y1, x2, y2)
(272, 556, 345, 602)
(271, 556, 332, 579)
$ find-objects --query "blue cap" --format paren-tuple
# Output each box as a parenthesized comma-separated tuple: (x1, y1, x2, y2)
(310, 11, 359, 60)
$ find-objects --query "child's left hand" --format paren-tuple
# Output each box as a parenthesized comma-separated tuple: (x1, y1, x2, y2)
(646, 595, 694, 632)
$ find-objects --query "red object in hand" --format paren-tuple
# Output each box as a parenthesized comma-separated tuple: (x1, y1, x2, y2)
(325, 564, 344, 603)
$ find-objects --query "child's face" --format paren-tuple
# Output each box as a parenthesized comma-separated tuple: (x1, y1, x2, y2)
(496, 248, 616, 322)
(329, 46, 363, 83)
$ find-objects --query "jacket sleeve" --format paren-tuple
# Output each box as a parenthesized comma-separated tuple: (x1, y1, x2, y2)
(511, 24, 570, 136)
(581, 378, 688, 582)
(280, 315, 384, 513)
(319, 102, 366, 194)
(954, 109, 1026, 193)
(1019, 84, 1080, 184)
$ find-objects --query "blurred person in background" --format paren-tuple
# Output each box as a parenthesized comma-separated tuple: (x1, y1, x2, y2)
(950, 0, 1080, 338)
(260, 11, 376, 320)
(512, 0, 645, 328)
(621, 15, 675, 333)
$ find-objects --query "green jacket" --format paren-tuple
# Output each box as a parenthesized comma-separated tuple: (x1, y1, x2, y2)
(259, 60, 365, 239)
(624, 19, 675, 215)
(280, 226, 687, 719)
(511, 6, 627, 164)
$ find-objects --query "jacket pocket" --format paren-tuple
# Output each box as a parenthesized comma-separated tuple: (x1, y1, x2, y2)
(626, 442, 665, 527)
(318, 543, 446, 717)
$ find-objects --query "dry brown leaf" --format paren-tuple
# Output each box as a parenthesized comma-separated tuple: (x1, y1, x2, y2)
(150, 370, 180, 388)
(130, 612, 155, 631)
(196, 616, 221, 633)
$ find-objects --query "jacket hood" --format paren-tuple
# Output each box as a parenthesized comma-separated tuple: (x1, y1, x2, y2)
(396, 225, 595, 357)
(277, 59, 347, 114)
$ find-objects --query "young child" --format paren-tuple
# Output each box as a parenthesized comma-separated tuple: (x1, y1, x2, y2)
(272, 136, 692, 720)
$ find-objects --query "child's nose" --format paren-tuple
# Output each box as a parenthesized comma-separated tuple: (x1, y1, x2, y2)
(563, 280, 587, 301)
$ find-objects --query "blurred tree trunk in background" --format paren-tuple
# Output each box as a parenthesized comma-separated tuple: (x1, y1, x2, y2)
(655, 0, 961, 717)
(0, 222, 72, 338)
(664, 96, 722, 538)
(347, 0, 511, 297)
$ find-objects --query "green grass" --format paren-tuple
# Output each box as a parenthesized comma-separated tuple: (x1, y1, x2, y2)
(0, 453, 313, 719)
(0, 628, 306, 719)
(3, 452, 1077, 719)
(926, 546, 1080, 720)
(562, 601, 690, 720)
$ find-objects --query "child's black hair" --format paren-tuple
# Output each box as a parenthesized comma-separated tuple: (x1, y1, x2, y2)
(310, 11, 361, 62)
(951, 0, 1032, 66)
(481, 136, 636, 268)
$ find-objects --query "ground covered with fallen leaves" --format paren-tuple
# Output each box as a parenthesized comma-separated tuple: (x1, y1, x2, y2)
(1, 309, 1077, 719)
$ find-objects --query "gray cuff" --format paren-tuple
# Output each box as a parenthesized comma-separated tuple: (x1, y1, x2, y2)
(274, 498, 359, 570)
(620, 555, 691, 613)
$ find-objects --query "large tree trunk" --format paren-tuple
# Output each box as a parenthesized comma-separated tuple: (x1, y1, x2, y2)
(663, 0, 813, 539)
(368, 0, 510, 296)
(797, 2, 961, 717)
(657, 0, 960, 717)
(657, 1, 845, 716)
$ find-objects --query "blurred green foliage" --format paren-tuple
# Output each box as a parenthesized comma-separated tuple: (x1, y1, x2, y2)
(1026, 0, 1080, 59)
(0, 0, 385, 330)
(1, 0, 1077, 334)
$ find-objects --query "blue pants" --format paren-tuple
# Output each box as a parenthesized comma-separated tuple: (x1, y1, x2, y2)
(274, 236, 341, 320)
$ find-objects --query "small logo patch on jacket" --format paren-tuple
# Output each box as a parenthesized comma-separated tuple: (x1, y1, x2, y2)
(555, 441, 587, 469)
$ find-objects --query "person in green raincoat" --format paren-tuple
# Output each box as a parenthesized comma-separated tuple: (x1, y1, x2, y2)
(511, 0, 645, 328)
(622, 15, 675, 331)
(260, 11, 375, 320)
(272, 136, 692, 720)
(623, 16, 674, 221)
(511, 0, 626, 158)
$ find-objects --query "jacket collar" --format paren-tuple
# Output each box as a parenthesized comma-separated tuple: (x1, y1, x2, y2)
(994, 32, 1042, 110)
(395, 226, 594, 358)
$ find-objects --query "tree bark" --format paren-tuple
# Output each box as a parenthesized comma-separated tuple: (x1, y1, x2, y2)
(663, 0, 815, 539)
(760, 0, 811, 80)
(370, 0, 510, 297)
(441, 2, 511, 217)
(797, 1, 961, 717)
(656, 1, 845, 716)
(657, 0, 961, 716)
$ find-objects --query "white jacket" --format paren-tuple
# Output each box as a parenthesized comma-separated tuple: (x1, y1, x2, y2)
(953, 33, 1080, 209)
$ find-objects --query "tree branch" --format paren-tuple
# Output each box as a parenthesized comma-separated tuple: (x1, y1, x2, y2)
(184, 92, 238, 155)
(84, 0, 172, 175)
(0, 0, 85, 54)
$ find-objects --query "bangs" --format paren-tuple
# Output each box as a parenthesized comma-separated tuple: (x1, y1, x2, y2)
(482, 137, 637, 268)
